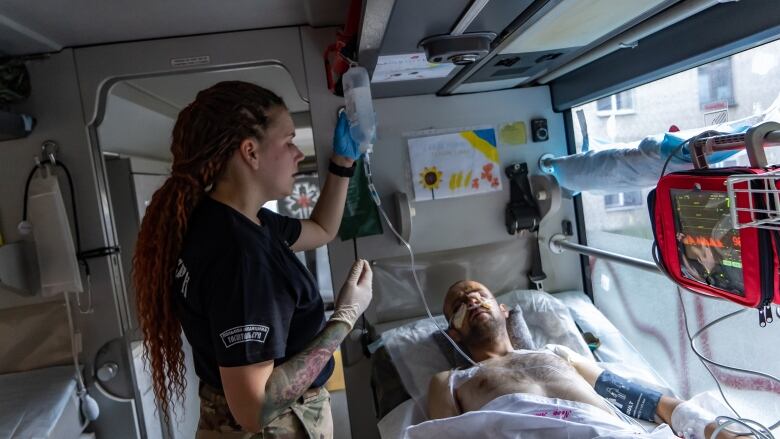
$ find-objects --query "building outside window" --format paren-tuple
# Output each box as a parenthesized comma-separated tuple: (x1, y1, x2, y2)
(698, 58, 735, 109)
(596, 90, 635, 116)
(603, 190, 643, 211)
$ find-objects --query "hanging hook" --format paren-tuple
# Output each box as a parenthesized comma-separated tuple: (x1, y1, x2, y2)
(41, 140, 58, 166)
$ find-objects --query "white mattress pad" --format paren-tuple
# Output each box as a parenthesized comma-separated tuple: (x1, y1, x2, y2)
(0, 365, 79, 439)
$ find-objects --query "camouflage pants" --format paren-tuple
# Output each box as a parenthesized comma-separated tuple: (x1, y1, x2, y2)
(196, 381, 333, 439)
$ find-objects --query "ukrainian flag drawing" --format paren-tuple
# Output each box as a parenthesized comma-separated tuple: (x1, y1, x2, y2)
(460, 128, 499, 163)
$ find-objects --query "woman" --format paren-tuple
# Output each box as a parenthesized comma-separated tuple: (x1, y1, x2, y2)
(133, 81, 373, 438)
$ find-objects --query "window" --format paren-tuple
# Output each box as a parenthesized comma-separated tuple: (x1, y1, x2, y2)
(596, 90, 635, 115)
(603, 190, 643, 211)
(571, 38, 780, 422)
(698, 58, 735, 109)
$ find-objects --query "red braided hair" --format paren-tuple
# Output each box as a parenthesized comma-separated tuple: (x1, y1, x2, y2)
(132, 81, 285, 419)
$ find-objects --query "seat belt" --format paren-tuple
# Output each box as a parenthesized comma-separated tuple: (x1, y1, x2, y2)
(504, 163, 547, 290)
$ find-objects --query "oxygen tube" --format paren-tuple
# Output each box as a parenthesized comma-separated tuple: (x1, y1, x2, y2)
(342, 65, 479, 368)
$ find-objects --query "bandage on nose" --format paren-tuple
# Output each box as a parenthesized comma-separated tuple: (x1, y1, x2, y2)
(450, 297, 493, 329)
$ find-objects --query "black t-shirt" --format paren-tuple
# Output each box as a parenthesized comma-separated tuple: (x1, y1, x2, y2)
(174, 197, 334, 390)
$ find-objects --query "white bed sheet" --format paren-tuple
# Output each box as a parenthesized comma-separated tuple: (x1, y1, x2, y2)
(0, 365, 84, 439)
(378, 291, 673, 439)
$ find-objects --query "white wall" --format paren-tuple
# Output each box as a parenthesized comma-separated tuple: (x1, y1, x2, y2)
(0, 50, 142, 437)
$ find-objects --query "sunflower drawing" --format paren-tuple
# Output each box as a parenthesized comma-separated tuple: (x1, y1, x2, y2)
(419, 166, 443, 190)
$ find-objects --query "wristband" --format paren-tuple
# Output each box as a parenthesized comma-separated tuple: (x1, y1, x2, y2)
(328, 160, 356, 178)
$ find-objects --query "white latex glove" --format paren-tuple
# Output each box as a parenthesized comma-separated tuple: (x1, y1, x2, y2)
(329, 259, 373, 329)
(671, 399, 716, 439)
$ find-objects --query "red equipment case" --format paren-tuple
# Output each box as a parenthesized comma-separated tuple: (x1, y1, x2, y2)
(650, 122, 780, 325)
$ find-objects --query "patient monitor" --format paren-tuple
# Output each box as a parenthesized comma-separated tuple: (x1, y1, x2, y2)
(671, 189, 744, 295)
(651, 124, 780, 321)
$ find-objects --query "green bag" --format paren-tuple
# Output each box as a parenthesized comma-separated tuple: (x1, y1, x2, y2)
(0, 58, 31, 104)
(338, 158, 383, 240)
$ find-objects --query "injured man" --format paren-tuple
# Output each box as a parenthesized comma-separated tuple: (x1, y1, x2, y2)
(419, 280, 745, 439)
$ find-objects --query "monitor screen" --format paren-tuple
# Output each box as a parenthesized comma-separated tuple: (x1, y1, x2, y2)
(670, 190, 744, 296)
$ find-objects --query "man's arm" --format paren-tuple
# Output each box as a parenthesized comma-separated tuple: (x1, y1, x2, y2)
(547, 345, 750, 438)
(427, 371, 460, 420)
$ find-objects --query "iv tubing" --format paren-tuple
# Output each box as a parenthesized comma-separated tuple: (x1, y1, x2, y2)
(362, 151, 480, 368)
(677, 289, 778, 437)
(64, 291, 89, 396)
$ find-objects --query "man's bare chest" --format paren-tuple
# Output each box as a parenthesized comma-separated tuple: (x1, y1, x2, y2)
(454, 351, 584, 412)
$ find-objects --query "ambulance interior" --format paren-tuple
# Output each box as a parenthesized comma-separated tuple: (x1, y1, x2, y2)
(1, 0, 779, 438)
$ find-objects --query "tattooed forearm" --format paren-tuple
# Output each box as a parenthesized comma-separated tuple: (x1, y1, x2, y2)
(260, 321, 349, 425)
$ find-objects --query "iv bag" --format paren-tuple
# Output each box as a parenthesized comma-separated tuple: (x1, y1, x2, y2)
(342, 66, 376, 151)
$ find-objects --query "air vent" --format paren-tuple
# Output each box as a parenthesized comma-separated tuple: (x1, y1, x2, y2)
(495, 56, 521, 67)
(491, 66, 531, 77)
(535, 52, 563, 63)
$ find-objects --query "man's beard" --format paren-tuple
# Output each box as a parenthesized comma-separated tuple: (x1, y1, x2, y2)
(462, 313, 504, 346)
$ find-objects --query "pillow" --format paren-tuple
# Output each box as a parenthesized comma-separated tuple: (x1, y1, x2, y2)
(378, 289, 592, 415)
(379, 315, 452, 414)
(495, 290, 592, 357)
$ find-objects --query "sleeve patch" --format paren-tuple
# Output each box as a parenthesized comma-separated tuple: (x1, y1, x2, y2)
(219, 324, 270, 348)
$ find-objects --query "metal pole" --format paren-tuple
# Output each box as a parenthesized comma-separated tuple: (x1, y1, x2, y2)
(549, 234, 661, 274)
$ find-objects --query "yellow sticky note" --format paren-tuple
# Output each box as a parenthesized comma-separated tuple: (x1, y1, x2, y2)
(499, 122, 527, 145)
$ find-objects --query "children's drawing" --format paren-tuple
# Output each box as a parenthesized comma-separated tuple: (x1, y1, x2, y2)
(408, 127, 502, 201)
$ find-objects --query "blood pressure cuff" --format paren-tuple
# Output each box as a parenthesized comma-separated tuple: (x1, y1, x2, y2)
(594, 370, 661, 422)
(650, 167, 780, 317)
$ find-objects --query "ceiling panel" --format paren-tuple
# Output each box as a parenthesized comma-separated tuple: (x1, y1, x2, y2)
(364, 0, 537, 98)
(99, 65, 313, 161)
(126, 65, 309, 112)
(442, 0, 680, 94)
(464, 0, 533, 36)
(498, 0, 669, 54)
(0, 0, 348, 56)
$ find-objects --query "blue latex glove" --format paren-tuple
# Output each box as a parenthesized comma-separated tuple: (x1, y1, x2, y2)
(660, 126, 748, 164)
(333, 109, 362, 161)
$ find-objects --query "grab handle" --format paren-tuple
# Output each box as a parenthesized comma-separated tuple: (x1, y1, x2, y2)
(691, 121, 780, 169)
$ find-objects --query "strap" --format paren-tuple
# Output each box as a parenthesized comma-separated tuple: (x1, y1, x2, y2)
(329, 161, 356, 178)
(78, 246, 120, 260)
(504, 163, 547, 289)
